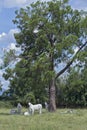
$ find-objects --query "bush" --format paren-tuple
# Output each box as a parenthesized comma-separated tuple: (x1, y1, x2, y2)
(24, 92, 36, 104)
(0, 101, 13, 108)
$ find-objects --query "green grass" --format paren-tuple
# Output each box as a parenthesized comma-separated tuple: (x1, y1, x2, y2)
(0, 108, 87, 130)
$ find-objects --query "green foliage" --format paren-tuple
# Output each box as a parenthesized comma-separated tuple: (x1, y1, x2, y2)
(24, 92, 36, 104)
(13, 0, 82, 62)
(3, 49, 16, 67)
(13, 0, 87, 77)
(3, 68, 13, 80)
(3, 0, 87, 108)
(0, 101, 13, 108)
(64, 70, 84, 106)
(57, 66, 87, 107)
(3, 58, 48, 105)
(0, 81, 2, 91)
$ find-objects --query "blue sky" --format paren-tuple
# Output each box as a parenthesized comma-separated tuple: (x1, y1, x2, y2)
(0, 0, 87, 89)
(0, 0, 87, 48)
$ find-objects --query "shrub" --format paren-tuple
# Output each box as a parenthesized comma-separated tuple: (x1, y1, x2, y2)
(0, 101, 13, 108)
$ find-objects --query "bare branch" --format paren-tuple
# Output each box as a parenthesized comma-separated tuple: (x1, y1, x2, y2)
(55, 41, 87, 79)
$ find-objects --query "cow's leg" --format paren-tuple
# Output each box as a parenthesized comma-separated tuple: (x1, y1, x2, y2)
(32, 109, 34, 115)
(39, 108, 42, 114)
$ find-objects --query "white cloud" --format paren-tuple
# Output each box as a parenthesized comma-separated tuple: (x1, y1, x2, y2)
(3, 0, 29, 8)
(70, 0, 87, 10)
(0, 58, 3, 65)
(9, 43, 16, 50)
(0, 32, 6, 38)
(0, 70, 3, 76)
(0, 1, 3, 11)
(0, 28, 19, 48)
(0, 0, 50, 8)
(0, 0, 87, 10)
(74, 47, 79, 54)
(8, 43, 21, 53)
(0, 68, 9, 89)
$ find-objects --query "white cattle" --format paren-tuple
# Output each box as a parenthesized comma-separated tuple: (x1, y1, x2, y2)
(28, 102, 42, 115)
(24, 111, 30, 116)
(17, 103, 22, 114)
(10, 109, 17, 114)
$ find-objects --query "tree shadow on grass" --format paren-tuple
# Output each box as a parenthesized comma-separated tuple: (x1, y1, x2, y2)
(0, 112, 24, 116)
(0, 113, 11, 116)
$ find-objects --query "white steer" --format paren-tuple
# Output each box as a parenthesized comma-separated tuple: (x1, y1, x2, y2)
(24, 111, 30, 116)
(28, 102, 42, 115)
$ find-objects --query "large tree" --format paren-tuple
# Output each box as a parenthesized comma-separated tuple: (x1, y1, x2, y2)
(13, 0, 87, 111)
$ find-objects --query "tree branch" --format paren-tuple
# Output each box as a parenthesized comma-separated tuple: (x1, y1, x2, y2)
(55, 41, 87, 79)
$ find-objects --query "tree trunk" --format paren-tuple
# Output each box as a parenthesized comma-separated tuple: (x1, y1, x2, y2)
(49, 78, 56, 112)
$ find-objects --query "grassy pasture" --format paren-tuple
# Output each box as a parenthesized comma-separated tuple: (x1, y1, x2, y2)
(0, 108, 87, 130)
